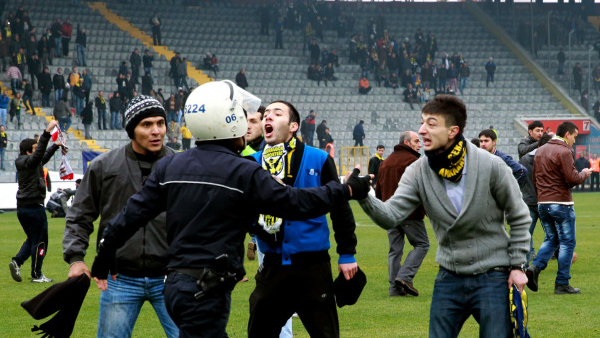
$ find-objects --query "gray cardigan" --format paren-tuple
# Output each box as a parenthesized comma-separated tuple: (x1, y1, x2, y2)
(359, 141, 531, 275)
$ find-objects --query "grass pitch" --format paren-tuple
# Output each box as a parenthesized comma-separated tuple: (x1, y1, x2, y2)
(1, 194, 599, 337)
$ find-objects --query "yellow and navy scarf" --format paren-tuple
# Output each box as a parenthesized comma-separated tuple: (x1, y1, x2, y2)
(425, 135, 466, 183)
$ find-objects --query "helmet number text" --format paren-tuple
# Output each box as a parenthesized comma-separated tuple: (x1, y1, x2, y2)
(185, 104, 205, 114)
(225, 114, 237, 123)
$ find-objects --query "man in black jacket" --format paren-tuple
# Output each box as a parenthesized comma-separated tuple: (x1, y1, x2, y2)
(109, 91, 121, 130)
(518, 120, 544, 159)
(38, 66, 53, 107)
(63, 95, 178, 338)
(129, 48, 141, 85)
(10, 120, 63, 283)
(52, 67, 65, 104)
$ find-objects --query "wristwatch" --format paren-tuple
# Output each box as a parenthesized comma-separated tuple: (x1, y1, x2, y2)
(509, 264, 525, 272)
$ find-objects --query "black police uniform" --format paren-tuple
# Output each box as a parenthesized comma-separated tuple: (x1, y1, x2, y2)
(96, 143, 352, 338)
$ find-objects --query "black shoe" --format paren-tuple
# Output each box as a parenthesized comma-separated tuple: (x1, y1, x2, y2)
(554, 283, 581, 294)
(526, 264, 540, 292)
(395, 279, 419, 296)
(389, 285, 407, 297)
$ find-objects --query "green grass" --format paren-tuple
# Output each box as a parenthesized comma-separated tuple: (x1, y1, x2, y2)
(1, 194, 600, 337)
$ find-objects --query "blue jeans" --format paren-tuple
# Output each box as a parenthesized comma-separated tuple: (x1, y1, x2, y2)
(429, 267, 511, 338)
(11, 78, 19, 94)
(55, 89, 64, 103)
(97, 109, 107, 129)
(77, 44, 86, 66)
(54, 37, 62, 57)
(168, 110, 177, 124)
(42, 93, 50, 107)
(0, 107, 6, 126)
(98, 274, 179, 338)
(59, 116, 72, 132)
(533, 204, 576, 285)
(76, 97, 85, 116)
(15, 206, 49, 279)
(459, 77, 468, 94)
(111, 111, 120, 129)
(0, 147, 5, 169)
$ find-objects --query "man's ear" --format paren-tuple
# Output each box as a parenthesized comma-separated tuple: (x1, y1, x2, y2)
(447, 126, 460, 140)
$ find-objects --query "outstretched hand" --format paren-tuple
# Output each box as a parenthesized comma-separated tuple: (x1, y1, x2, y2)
(344, 166, 372, 200)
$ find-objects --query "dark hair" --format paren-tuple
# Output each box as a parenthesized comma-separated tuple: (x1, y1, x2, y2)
(556, 121, 578, 138)
(422, 95, 467, 135)
(538, 133, 553, 147)
(270, 100, 300, 125)
(255, 105, 266, 120)
(19, 138, 37, 155)
(376, 144, 385, 150)
(528, 121, 544, 131)
(470, 137, 480, 147)
(478, 129, 497, 141)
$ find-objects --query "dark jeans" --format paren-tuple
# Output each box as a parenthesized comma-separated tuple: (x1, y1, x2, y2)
(429, 267, 511, 338)
(590, 172, 599, 191)
(23, 95, 34, 113)
(486, 73, 494, 87)
(59, 116, 72, 132)
(15, 206, 49, 279)
(97, 109, 107, 130)
(249, 257, 338, 338)
(62, 37, 70, 56)
(182, 138, 191, 150)
(526, 205, 540, 266)
(164, 272, 230, 338)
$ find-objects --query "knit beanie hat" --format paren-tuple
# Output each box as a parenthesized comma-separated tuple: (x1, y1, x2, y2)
(124, 95, 166, 139)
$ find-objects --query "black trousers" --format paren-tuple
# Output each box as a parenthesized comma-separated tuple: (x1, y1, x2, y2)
(164, 272, 231, 338)
(248, 257, 339, 338)
(591, 172, 600, 191)
(14, 206, 48, 278)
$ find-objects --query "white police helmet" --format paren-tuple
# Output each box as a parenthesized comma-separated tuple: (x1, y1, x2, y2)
(184, 80, 261, 141)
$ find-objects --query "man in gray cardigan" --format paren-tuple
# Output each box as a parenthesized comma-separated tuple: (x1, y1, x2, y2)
(355, 95, 531, 338)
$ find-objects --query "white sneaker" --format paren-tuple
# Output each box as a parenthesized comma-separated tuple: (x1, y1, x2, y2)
(31, 274, 54, 283)
(9, 260, 22, 282)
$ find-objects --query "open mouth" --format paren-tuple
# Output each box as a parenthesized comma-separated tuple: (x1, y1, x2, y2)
(264, 124, 274, 137)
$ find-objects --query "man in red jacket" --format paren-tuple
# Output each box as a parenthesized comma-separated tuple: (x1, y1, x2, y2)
(527, 121, 591, 294)
(375, 130, 430, 297)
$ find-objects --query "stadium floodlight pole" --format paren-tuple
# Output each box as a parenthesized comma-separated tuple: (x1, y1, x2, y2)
(569, 30, 574, 94)
(547, 11, 552, 69)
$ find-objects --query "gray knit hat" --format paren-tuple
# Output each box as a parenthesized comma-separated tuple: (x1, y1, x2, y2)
(124, 95, 166, 139)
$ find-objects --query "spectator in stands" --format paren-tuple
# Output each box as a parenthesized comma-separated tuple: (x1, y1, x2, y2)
(95, 91, 107, 130)
(166, 136, 181, 150)
(170, 52, 181, 87)
(44, 29, 54, 66)
(592, 66, 600, 97)
(39, 67, 52, 108)
(368, 144, 385, 188)
(166, 93, 178, 125)
(202, 52, 211, 71)
(82, 68, 92, 103)
(580, 90, 589, 113)
(22, 79, 34, 114)
(403, 84, 419, 110)
(235, 68, 248, 89)
(26, 53, 39, 89)
(141, 72, 152, 96)
(210, 54, 219, 79)
(53, 92, 71, 132)
(68, 66, 80, 105)
(9, 92, 23, 129)
(388, 72, 399, 93)
(437, 63, 447, 92)
(150, 12, 161, 46)
(309, 39, 320, 65)
(305, 110, 316, 147)
(0, 90, 8, 126)
(572, 62, 583, 95)
(316, 119, 327, 144)
(5, 62, 21, 95)
(37, 34, 50, 68)
(53, 67, 65, 104)
(447, 63, 458, 93)
(155, 88, 165, 106)
(61, 18, 72, 57)
(116, 73, 127, 100)
(180, 122, 191, 151)
(518, 120, 544, 159)
(118, 60, 128, 77)
(109, 91, 120, 130)
(51, 18, 62, 58)
(319, 127, 333, 151)
(81, 100, 93, 139)
(73, 78, 86, 116)
(25, 34, 36, 59)
(0, 35, 9, 72)
(75, 24, 86, 67)
(485, 57, 496, 87)
(178, 57, 189, 92)
(130, 48, 141, 85)
(258, 4, 269, 36)
(590, 153, 600, 192)
(0, 124, 5, 170)
(143, 49, 154, 83)
(358, 76, 372, 95)
(275, 15, 284, 49)
(167, 118, 180, 142)
(556, 48, 565, 75)
(459, 62, 470, 95)
(126, 72, 135, 100)
(353, 120, 365, 146)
